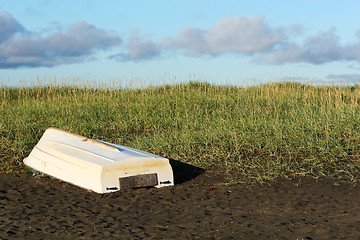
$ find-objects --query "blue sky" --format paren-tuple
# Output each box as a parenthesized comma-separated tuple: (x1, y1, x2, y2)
(0, 0, 359, 87)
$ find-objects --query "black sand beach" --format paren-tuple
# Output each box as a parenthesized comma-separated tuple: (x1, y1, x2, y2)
(1, 169, 360, 239)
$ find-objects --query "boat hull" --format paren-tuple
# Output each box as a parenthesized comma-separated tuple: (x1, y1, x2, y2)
(23, 128, 174, 193)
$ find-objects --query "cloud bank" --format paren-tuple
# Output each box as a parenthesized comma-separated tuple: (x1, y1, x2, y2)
(0, 11, 121, 68)
(0, 12, 25, 44)
(1, 11, 360, 69)
(171, 16, 284, 56)
(256, 28, 360, 64)
(115, 16, 360, 65)
(113, 16, 285, 61)
(109, 30, 162, 62)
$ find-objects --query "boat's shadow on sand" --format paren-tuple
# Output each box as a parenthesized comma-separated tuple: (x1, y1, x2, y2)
(168, 159, 204, 185)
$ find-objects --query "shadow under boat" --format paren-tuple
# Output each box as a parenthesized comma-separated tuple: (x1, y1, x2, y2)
(168, 159, 205, 185)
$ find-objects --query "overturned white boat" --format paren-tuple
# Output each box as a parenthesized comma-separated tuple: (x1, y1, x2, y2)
(23, 128, 174, 193)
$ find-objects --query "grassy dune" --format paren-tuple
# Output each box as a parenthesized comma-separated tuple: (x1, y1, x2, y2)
(1, 81, 360, 184)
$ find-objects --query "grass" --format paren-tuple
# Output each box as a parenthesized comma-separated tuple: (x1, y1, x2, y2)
(1, 80, 360, 184)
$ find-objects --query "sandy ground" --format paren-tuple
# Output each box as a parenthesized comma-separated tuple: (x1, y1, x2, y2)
(1, 161, 360, 239)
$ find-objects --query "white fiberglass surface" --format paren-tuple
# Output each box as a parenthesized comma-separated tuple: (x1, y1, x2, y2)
(35, 128, 165, 166)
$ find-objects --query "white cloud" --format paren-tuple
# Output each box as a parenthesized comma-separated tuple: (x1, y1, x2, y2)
(341, 30, 360, 62)
(109, 30, 162, 62)
(112, 15, 285, 61)
(0, 11, 26, 43)
(0, 12, 121, 68)
(287, 24, 305, 36)
(256, 28, 360, 64)
(170, 15, 284, 56)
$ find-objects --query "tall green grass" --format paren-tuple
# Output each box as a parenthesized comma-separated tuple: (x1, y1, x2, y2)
(1, 81, 360, 184)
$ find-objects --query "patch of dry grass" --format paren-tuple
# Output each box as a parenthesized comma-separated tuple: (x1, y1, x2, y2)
(1, 80, 360, 183)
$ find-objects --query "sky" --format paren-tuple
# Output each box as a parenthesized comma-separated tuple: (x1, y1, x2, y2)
(0, 0, 359, 87)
